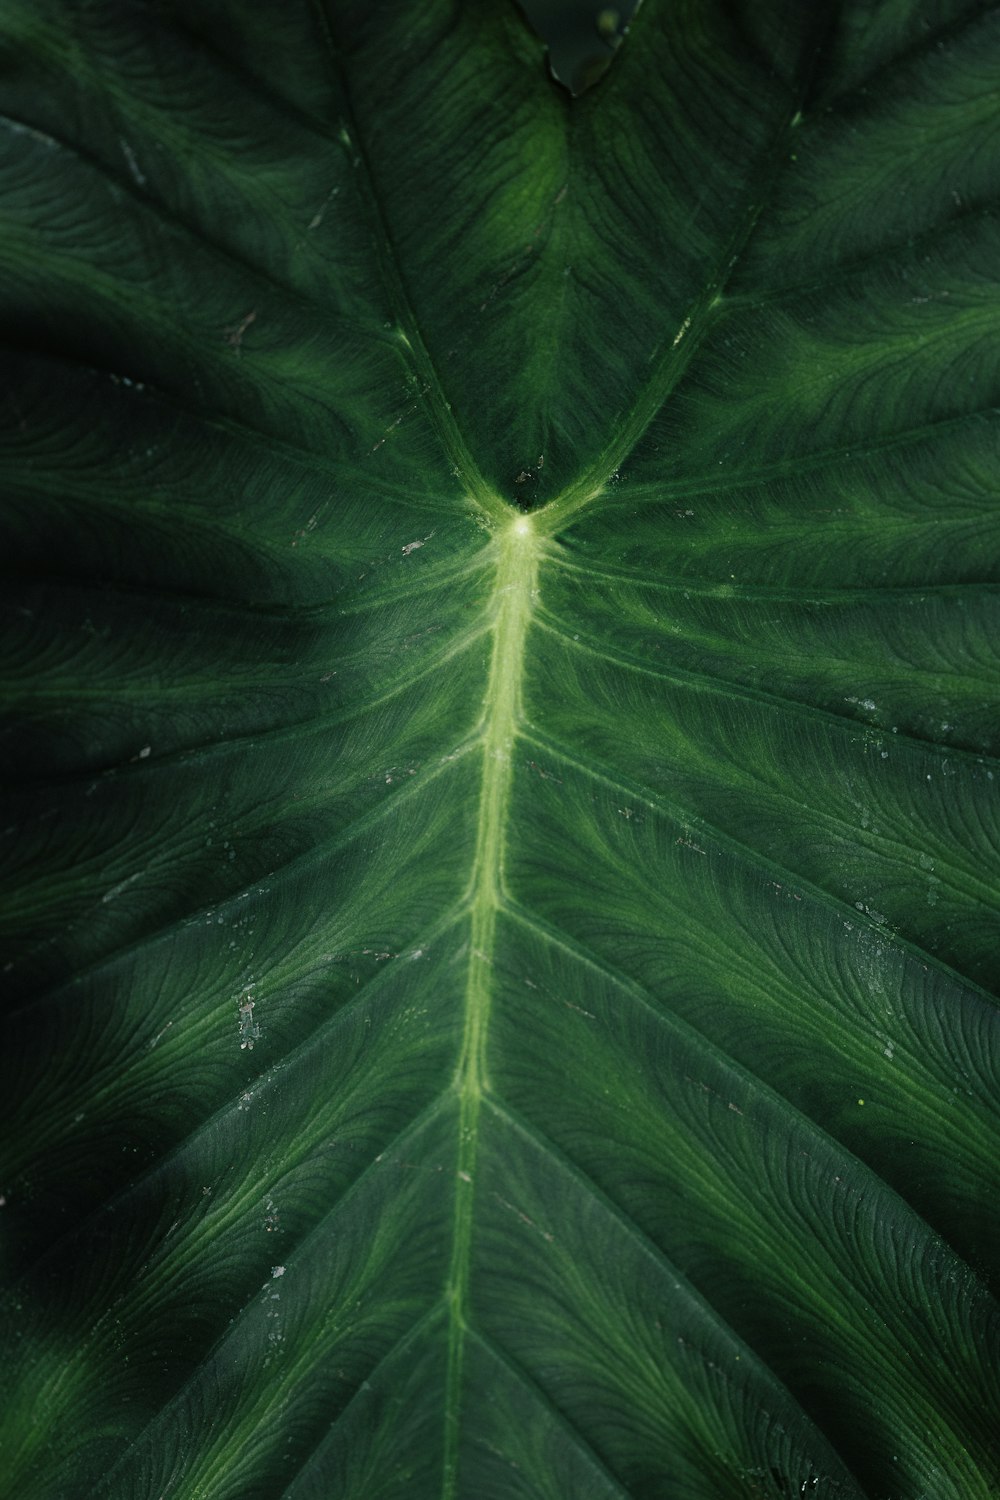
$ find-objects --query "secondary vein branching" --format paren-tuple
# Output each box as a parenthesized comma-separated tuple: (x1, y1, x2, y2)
(546, 8, 838, 530)
(309, 0, 506, 523)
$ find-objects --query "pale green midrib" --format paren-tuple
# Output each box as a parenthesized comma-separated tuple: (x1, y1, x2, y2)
(443, 515, 539, 1498)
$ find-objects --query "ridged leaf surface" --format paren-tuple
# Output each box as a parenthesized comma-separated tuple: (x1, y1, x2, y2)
(2, 2, 1000, 1497)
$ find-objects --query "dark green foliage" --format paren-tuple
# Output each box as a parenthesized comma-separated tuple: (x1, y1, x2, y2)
(2, 3, 999, 1496)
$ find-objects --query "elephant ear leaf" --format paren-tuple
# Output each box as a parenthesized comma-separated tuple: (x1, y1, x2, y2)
(2, 1, 999, 1497)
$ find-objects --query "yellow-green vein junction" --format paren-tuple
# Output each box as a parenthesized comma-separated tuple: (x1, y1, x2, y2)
(443, 512, 539, 1494)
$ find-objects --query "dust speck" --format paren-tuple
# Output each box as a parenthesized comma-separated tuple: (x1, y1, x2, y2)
(119, 137, 146, 187)
(239, 994, 260, 1050)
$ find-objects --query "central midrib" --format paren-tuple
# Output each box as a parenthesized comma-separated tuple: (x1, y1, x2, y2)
(443, 513, 539, 1495)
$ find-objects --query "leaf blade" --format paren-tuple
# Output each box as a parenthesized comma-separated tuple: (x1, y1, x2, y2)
(2, 3, 1000, 1497)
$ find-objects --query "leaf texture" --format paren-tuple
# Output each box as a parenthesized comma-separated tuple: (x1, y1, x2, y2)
(2, 2, 999, 1497)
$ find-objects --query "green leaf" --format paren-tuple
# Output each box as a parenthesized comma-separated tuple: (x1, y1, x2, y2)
(2, 2, 999, 1496)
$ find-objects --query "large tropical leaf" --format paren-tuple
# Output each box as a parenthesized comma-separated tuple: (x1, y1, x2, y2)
(2, 2, 999, 1495)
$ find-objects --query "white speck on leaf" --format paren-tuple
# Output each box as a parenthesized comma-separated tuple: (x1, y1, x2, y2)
(103, 870, 142, 903)
(672, 315, 692, 347)
(119, 137, 146, 187)
(238, 995, 260, 1050)
(224, 309, 257, 354)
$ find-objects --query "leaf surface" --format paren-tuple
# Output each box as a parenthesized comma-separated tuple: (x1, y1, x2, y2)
(2, 2, 1000, 1497)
